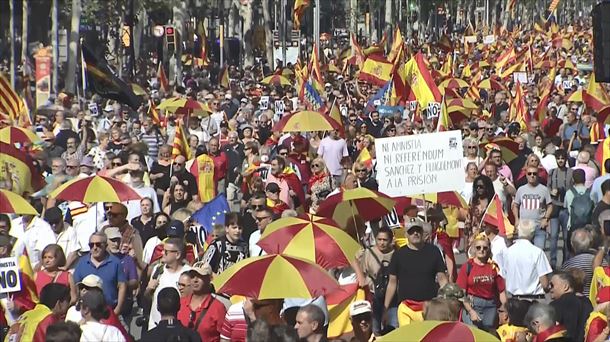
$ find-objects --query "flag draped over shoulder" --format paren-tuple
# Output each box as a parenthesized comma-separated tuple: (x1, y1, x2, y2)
(189, 153, 216, 203)
(0, 141, 44, 195)
(172, 121, 192, 160)
(402, 52, 442, 110)
(82, 45, 142, 110)
(0, 74, 28, 125)
(358, 55, 393, 87)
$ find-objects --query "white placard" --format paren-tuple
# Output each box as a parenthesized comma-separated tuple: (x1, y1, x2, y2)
(483, 35, 496, 44)
(408, 101, 418, 112)
(259, 96, 269, 110)
(562, 80, 573, 90)
(383, 207, 401, 228)
(0, 257, 21, 294)
(376, 130, 465, 197)
(513, 72, 528, 84)
(464, 36, 477, 43)
(426, 102, 441, 119)
(274, 100, 285, 115)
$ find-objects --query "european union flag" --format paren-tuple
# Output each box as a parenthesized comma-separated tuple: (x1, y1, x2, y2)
(191, 193, 231, 233)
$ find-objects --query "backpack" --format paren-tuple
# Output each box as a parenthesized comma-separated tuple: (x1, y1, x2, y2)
(569, 187, 594, 229)
(367, 248, 390, 301)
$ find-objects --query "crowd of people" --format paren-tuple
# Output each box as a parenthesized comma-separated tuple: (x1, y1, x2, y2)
(1, 11, 610, 342)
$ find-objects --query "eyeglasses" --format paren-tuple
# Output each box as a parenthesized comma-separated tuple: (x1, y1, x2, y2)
(407, 228, 422, 235)
(279, 152, 288, 156)
(467, 146, 477, 149)
(255, 216, 271, 222)
(475, 245, 489, 251)
(109, 237, 121, 243)
(163, 249, 179, 255)
(212, 102, 219, 105)
(570, 107, 578, 111)
(174, 163, 184, 167)
(527, 172, 538, 176)
(88, 242, 104, 248)
(66, 165, 78, 169)
(251, 204, 265, 210)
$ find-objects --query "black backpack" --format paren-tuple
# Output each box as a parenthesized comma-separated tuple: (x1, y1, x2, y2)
(368, 248, 390, 301)
(569, 187, 594, 229)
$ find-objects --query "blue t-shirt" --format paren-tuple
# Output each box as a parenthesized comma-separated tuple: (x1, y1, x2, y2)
(73, 253, 127, 306)
(562, 122, 589, 150)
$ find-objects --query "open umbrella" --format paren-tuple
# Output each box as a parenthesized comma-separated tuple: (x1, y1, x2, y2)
(50, 175, 141, 203)
(478, 78, 507, 92)
(257, 214, 361, 269)
(273, 110, 342, 133)
(406, 191, 468, 209)
(480, 137, 520, 164)
(0, 189, 38, 215)
(439, 78, 469, 91)
(212, 254, 340, 299)
(566, 89, 583, 102)
(380, 321, 500, 341)
(317, 188, 396, 231)
(0, 126, 42, 146)
(157, 97, 211, 116)
(261, 75, 292, 87)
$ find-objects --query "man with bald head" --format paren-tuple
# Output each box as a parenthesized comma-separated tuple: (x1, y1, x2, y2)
(172, 155, 198, 201)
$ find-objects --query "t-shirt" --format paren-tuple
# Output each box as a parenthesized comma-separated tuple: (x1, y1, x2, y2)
(591, 201, 610, 229)
(317, 137, 348, 176)
(388, 244, 447, 302)
(456, 259, 506, 300)
(514, 183, 552, 225)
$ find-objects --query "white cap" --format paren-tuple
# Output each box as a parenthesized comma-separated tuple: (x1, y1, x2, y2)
(77, 274, 103, 290)
(349, 300, 372, 316)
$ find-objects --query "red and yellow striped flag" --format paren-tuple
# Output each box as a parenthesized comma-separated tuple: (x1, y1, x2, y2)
(387, 26, 404, 64)
(510, 81, 529, 131)
(548, 0, 560, 12)
(157, 64, 169, 93)
(483, 193, 515, 237)
(509, 0, 518, 13)
(583, 73, 610, 112)
(293, 0, 311, 28)
(436, 96, 451, 132)
(172, 121, 192, 160)
(148, 99, 162, 126)
(309, 44, 323, 85)
(355, 148, 372, 169)
(0, 74, 27, 124)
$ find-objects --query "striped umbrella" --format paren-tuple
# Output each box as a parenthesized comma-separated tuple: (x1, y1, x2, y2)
(478, 78, 507, 92)
(380, 321, 500, 341)
(212, 254, 340, 299)
(317, 188, 396, 230)
(480, 137, 520, 164)
(273, 110, 342, 133)
(157, 97, 211, 116)
(50, 175, 141, 203)
(0, 126, 41, 146)
(257, 214, 361, 269)
(261, 75, 292, 87)
(0, 189, 38, 215)
(439, 78, 469, 91)
(407, 191, 468, 209)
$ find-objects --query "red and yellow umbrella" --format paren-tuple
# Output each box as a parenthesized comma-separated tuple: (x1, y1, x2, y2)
(0, 189, 38, 215)
(257, 214, 361, 269)
(480, 137, 520, 164)
(380, 321, 500, 341)
(50, 175, 141, 203)
(261, 75, 292, 87)
(478, 78, 507, 92)
(273, 110, 342, 133)
(439, 78, 469, 91)
(212, 254, 340, 299)
(157, 97, 210, 116)
(0, 126, 42, 146)
(407, 191, 468, 209)
(317, 188, 396, 230)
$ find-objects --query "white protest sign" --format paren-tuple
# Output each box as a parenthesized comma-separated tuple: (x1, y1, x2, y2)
(274, 100, 285, 115)
(376, 130, 465, 197)
(562, 80, 573, 90)
(408, 101, 418, 112)
(513, 72, 528, 84)
(0, 257, 21, 294)
(259, 96, 269, 110)
(383, 207, 401, 228)
(426, 102, 441, 119)
(483, 35, 496, 44)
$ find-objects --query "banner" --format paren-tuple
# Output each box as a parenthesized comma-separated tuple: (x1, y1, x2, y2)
(0, 257, 21, 294)
(376, 130, 465, 197)
(34, 47, 52, 108)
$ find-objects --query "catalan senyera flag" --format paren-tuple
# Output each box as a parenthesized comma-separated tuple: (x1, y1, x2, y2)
(495, 47, 516, 73)
(436, 96, 451, 132)
(535, 67, 556, 123)
(293, 0, 311, 28)
(402, 52, 442, 110)
(219, 66, 230, 89)
(157, 63, 169, 93)
(483, 193, 515, 238)
(189, 153, 216, 203)
(583, 73, 610, 112)
(548, 0, 560, 12)
(358, 55, 394, 87)
(500, 62, 526, 79)
(0, 141, 45, 195)
(355, 148, 372, 169)
(387, 26, 404, 64)
(148, 99, 163, 127)
(350, 33, 365, 67)
(172, 121, 192, 160)
(510, 81, 529, 131)
(326, 283, 366, 339)
(197, 23, 210, 66)
(0, 74, 27, 124)
(309, 44, 323, 85)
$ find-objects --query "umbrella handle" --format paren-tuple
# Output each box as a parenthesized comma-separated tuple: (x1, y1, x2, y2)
(349, 201, 363, 246)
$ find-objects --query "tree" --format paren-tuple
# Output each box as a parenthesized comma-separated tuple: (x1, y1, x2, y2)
(234, 0, 254, 66)
(261, 0, 273, 66)
(65, 0, 81, 93)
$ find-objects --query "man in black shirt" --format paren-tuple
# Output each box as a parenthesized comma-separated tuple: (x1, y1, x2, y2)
(549, 271, 592, 342)
(383, 220, 448, 326)
(592, 179, 610, 229)
(141, 287, 201, 342)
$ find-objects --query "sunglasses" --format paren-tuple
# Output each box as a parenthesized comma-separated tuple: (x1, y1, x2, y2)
(174, 163, 184, 167)
(312, 164, 320, 168)
(88, 242, 104, 248)
(356, 169, 367, 173)
(112, 162, 122, 166)
(255, 216, 271, 222)
(407, 228, 423, 235)
(279, 152, 288, 156)
(475, 245, 489, 251)
(109, 237, 121, 243)
(251, 204, 265, 210)
(527, 172, 538, 176)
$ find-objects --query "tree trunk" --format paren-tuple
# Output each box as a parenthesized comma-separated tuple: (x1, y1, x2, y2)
(21, 0, 28, 70)
(236, 0, 254, 66)
(65, 0, 81, 93)
(385, 0, 392, 48)
(262, 0, 273, 66)
(350, 0, 357, 34)
(173, 2, 187, 85)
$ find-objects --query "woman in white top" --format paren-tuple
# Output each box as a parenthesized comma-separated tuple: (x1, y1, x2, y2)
(79, 291, 125, 342)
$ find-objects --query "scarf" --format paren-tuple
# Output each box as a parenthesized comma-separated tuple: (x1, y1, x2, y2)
(533, 325, 568, 342)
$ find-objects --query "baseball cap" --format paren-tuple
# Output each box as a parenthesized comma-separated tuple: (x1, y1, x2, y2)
(77, 274, 103, 290)
(166, 220, 185, 238)
(44, 207, 63, 225)
(405, 217, 432, 234)
(189, 261, 213, 278)
(104, 227, 122, 240)
(80, 156, 95, 168)
(349, 300, 372, 317)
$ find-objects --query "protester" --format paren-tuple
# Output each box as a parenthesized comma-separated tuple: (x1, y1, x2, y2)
(524, 303, 569, 342)
(549, 271, 593, 341)
(295, 304, 327, 342)
(79, 290, 126, 342)
(142, 287, 201, 342)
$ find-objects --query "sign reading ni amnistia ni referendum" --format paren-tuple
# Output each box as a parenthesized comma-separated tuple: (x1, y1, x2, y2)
(376, 130, 465, 197)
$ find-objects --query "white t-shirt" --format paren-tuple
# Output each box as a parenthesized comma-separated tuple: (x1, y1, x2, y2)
(317, 137, 348, 176)
(248, 230, 266, 257)
(10, 216, 56, 269)
(142, 237, 161, 265)
(495, 239, 552, 295)
(80, 321, 125, 342)
(148, 263, 191, 330)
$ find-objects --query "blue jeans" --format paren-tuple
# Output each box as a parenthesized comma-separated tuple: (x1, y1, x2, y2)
(533, 224, 547, 251)
(549, 208, 569, 267)
(372, 295, 397, 334)
(461, 296, 498, 331)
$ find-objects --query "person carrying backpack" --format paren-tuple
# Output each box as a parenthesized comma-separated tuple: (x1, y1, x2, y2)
(565, 169, 594, 255)
(352, 227, 396, 335)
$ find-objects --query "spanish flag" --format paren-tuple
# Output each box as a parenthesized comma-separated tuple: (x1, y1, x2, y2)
(0, 74, 27, 125)
(172, 120, 192, 160)
(189, 153, 216, 203)
(82, 44, 142, 110)
(497, 324, 529, 342)
(535, 67, 556, 123)
(584, 312, 608, 342)
(293, 0, 310, 28)
(436, 96, 451, 132)
(589, 266, 610, 306)
(397, 299, 425, 326)
(483, 193, 515, 238)
(326, 283, 366, 339)
(387, 26, 404, 64)
(218, 66, 230, 89)
(0, 141, 45, 195)
(402, 52, 442, 110)
(583, 73, 610, 112)
(358, 55, 394, 87)
(355, 148, 372, 169)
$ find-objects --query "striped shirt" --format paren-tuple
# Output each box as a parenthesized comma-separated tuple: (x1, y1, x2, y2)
(219, 301, 247, 342)
(561, 251, 608, 297)
(139, 132, 162, 159)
